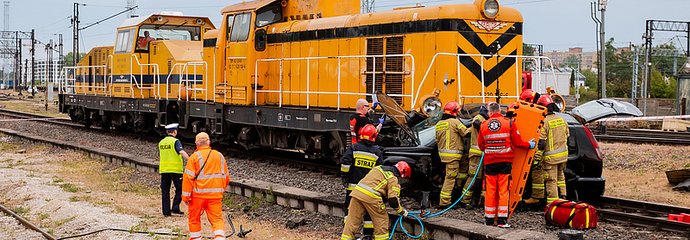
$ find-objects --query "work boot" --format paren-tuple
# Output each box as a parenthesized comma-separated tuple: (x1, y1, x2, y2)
(523, 198, 541, 205)
(358, 235, 372, 240)
(497, 217, 511, 228)
(485, 217, 495, 226)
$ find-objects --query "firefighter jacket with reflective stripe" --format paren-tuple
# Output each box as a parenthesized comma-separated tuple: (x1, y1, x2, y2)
(540, 113, 570, 164)
(182, 146, 230, 202)
(158, 136, 184, 174)
(469, 114, 487, 157)
(349, 113, 373, 144)
(479, 113, 531, 165)
(435, 117, 469, 163)
(350, 166, 405, 214)
(340, 141, 383, 190)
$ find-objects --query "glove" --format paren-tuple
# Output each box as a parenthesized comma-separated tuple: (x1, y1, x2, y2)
(533, 150, 543, 166)
(378, 117, 385, 125)
(372, 102, 380, 109)
(400, 209, 409, 217)
(528, 138, 536, 149)
(341, 177, 349, 188)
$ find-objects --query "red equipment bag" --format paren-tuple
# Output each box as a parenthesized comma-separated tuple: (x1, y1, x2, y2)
(544, 199, 598, 229)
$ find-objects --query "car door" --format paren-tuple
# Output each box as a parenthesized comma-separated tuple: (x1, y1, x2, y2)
(570, 99, 643, 123)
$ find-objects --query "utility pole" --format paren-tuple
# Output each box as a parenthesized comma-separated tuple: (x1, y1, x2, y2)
(45, 39, 52, 111)
(590, 2, 601, 97)
(16, 32, 20, 92)
(30, 29, 35, 97)
(632, 44, 639, 105)
(21, 58, 25, 96)
(598, 0, 607, 98)
(362, 0, 375, 13)
(72, 3, 83, 66)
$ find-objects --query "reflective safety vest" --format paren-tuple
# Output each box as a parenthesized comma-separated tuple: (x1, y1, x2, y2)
(541, 114, 569, 164)
(469, 114, 486, 157)
(350, 166, 404, 214)
(480, 114, 515, 165)
(435, 118, 468, 163)
(182, 146, 230, 201)
(340, 141, 383, 190)
(158, 136, 183, 174)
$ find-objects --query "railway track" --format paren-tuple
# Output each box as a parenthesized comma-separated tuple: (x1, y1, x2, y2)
(597, 196, 690, 234)
(0, 203, 57, 240)
(0, 108, 340, 175)
(594, 128, 690, 145)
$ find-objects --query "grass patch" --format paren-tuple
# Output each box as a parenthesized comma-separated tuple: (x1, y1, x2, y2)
(69, 195, 91, 202)
(53, 216, 75, 227)
(59, 183, 80, 193)
(12, 206, 30, 215)
(37, 213, 50, 221)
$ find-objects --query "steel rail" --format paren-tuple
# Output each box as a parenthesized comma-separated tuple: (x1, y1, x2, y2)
(597, 196, 690, 234)
(594, 128, 690, 145)
(0, 203, 57, 240)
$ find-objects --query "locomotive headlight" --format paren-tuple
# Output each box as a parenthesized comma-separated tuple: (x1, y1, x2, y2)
(421, 97, 442, 117)
(483, 0, 499, 19)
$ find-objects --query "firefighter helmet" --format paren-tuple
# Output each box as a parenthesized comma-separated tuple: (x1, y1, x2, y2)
(443, 101, 460, 116)
(537, 95, 554, 107)
(358, 124, 378, 141)
(395, 161, 412, 178)
(520, 89, 537, 103)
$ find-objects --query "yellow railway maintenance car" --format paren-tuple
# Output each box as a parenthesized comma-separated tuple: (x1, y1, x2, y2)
(60, 0, 543, 161)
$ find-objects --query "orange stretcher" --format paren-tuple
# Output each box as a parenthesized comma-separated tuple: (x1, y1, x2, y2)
(508, 100, 546, 218)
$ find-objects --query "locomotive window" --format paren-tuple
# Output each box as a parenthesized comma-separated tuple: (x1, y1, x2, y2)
(230, 12, 251, 42)
(256, 2, 282, 27)
(115, 29, 134, 53)
(137, 24, 200, 46)
(226, 14, 235, 40)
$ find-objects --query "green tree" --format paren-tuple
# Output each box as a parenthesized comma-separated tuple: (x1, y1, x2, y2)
(562, 54, 581, 70)
(63, 52, 86, 67)
(523, 44, 536, 70)
(581, 69, 598, 91)
(603, 38, 632, 98)
(650, 68, 677, 98)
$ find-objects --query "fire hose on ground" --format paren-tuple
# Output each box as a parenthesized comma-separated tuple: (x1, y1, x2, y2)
(389, 154, 484, 239)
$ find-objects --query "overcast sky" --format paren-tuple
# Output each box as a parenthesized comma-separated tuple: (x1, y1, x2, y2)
(8, 0, 690, 57)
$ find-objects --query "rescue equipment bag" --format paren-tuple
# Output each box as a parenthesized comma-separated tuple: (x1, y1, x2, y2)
(544, 199, 598, 229)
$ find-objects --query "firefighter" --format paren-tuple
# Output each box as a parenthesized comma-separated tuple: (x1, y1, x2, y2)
(461, 105, 489, 208)
(158, 123, 190, 216)
(436, 101, 470, 208)
(525, 95, 569, 205)
(341, 161, 412, 240)
(182, 132, 231, 240)
(340, 124, 383, 239)
(505, 102, 518, 119)
(519, 89, 540, 104)
(479, 102, 535, 228)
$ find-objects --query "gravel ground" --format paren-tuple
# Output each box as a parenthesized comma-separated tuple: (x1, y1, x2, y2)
(1, 115, 689, 239)
(0, 213, 45, 239)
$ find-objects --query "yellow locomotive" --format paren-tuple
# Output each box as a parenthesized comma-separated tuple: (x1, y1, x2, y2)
(60, 0, 529, 160)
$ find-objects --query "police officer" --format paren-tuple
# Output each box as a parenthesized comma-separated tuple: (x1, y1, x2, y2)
(461, 105, 489, 208)
(479, 102, 535, 228)
(525, 95, 569, 204)
(340, 124, 383, 239)
(158, 123, 190, 216)
(341, 161, 412, 240)
(436, 101, 469, 208)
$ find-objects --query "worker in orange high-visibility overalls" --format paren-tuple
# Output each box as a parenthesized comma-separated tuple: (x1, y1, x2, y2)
(479, 102, 535, 228)
(182, 132, 231, 240)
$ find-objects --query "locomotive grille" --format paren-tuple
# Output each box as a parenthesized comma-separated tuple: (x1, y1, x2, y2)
(365, 36, 404, 104)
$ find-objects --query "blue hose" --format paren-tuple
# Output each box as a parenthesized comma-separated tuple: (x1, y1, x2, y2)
(389, 154, 484, 239)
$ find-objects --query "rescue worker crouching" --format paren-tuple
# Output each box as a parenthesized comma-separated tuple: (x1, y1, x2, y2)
(435, 101, 470, 208)
(182, 132, 231, 240)
(520, 89, 540, 104)
(341, 161, 412, 240)
(479, 102, 535, 228)
(461, 105, 489, 208)
(340, 124, 383, 239)
(524, 95, 569, 205)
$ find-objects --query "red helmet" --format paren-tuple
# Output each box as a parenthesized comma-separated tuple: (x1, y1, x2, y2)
(537, 95, 554, 107)
(443, 101, 460, 116)
(358, 124, 378, 141)
(520, 89, 537, 103)
(395, 161, 412, 178)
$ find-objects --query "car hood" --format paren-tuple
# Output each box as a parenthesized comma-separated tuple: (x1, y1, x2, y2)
(374, 92, 419, 145)
(570, 99, 643, 123)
